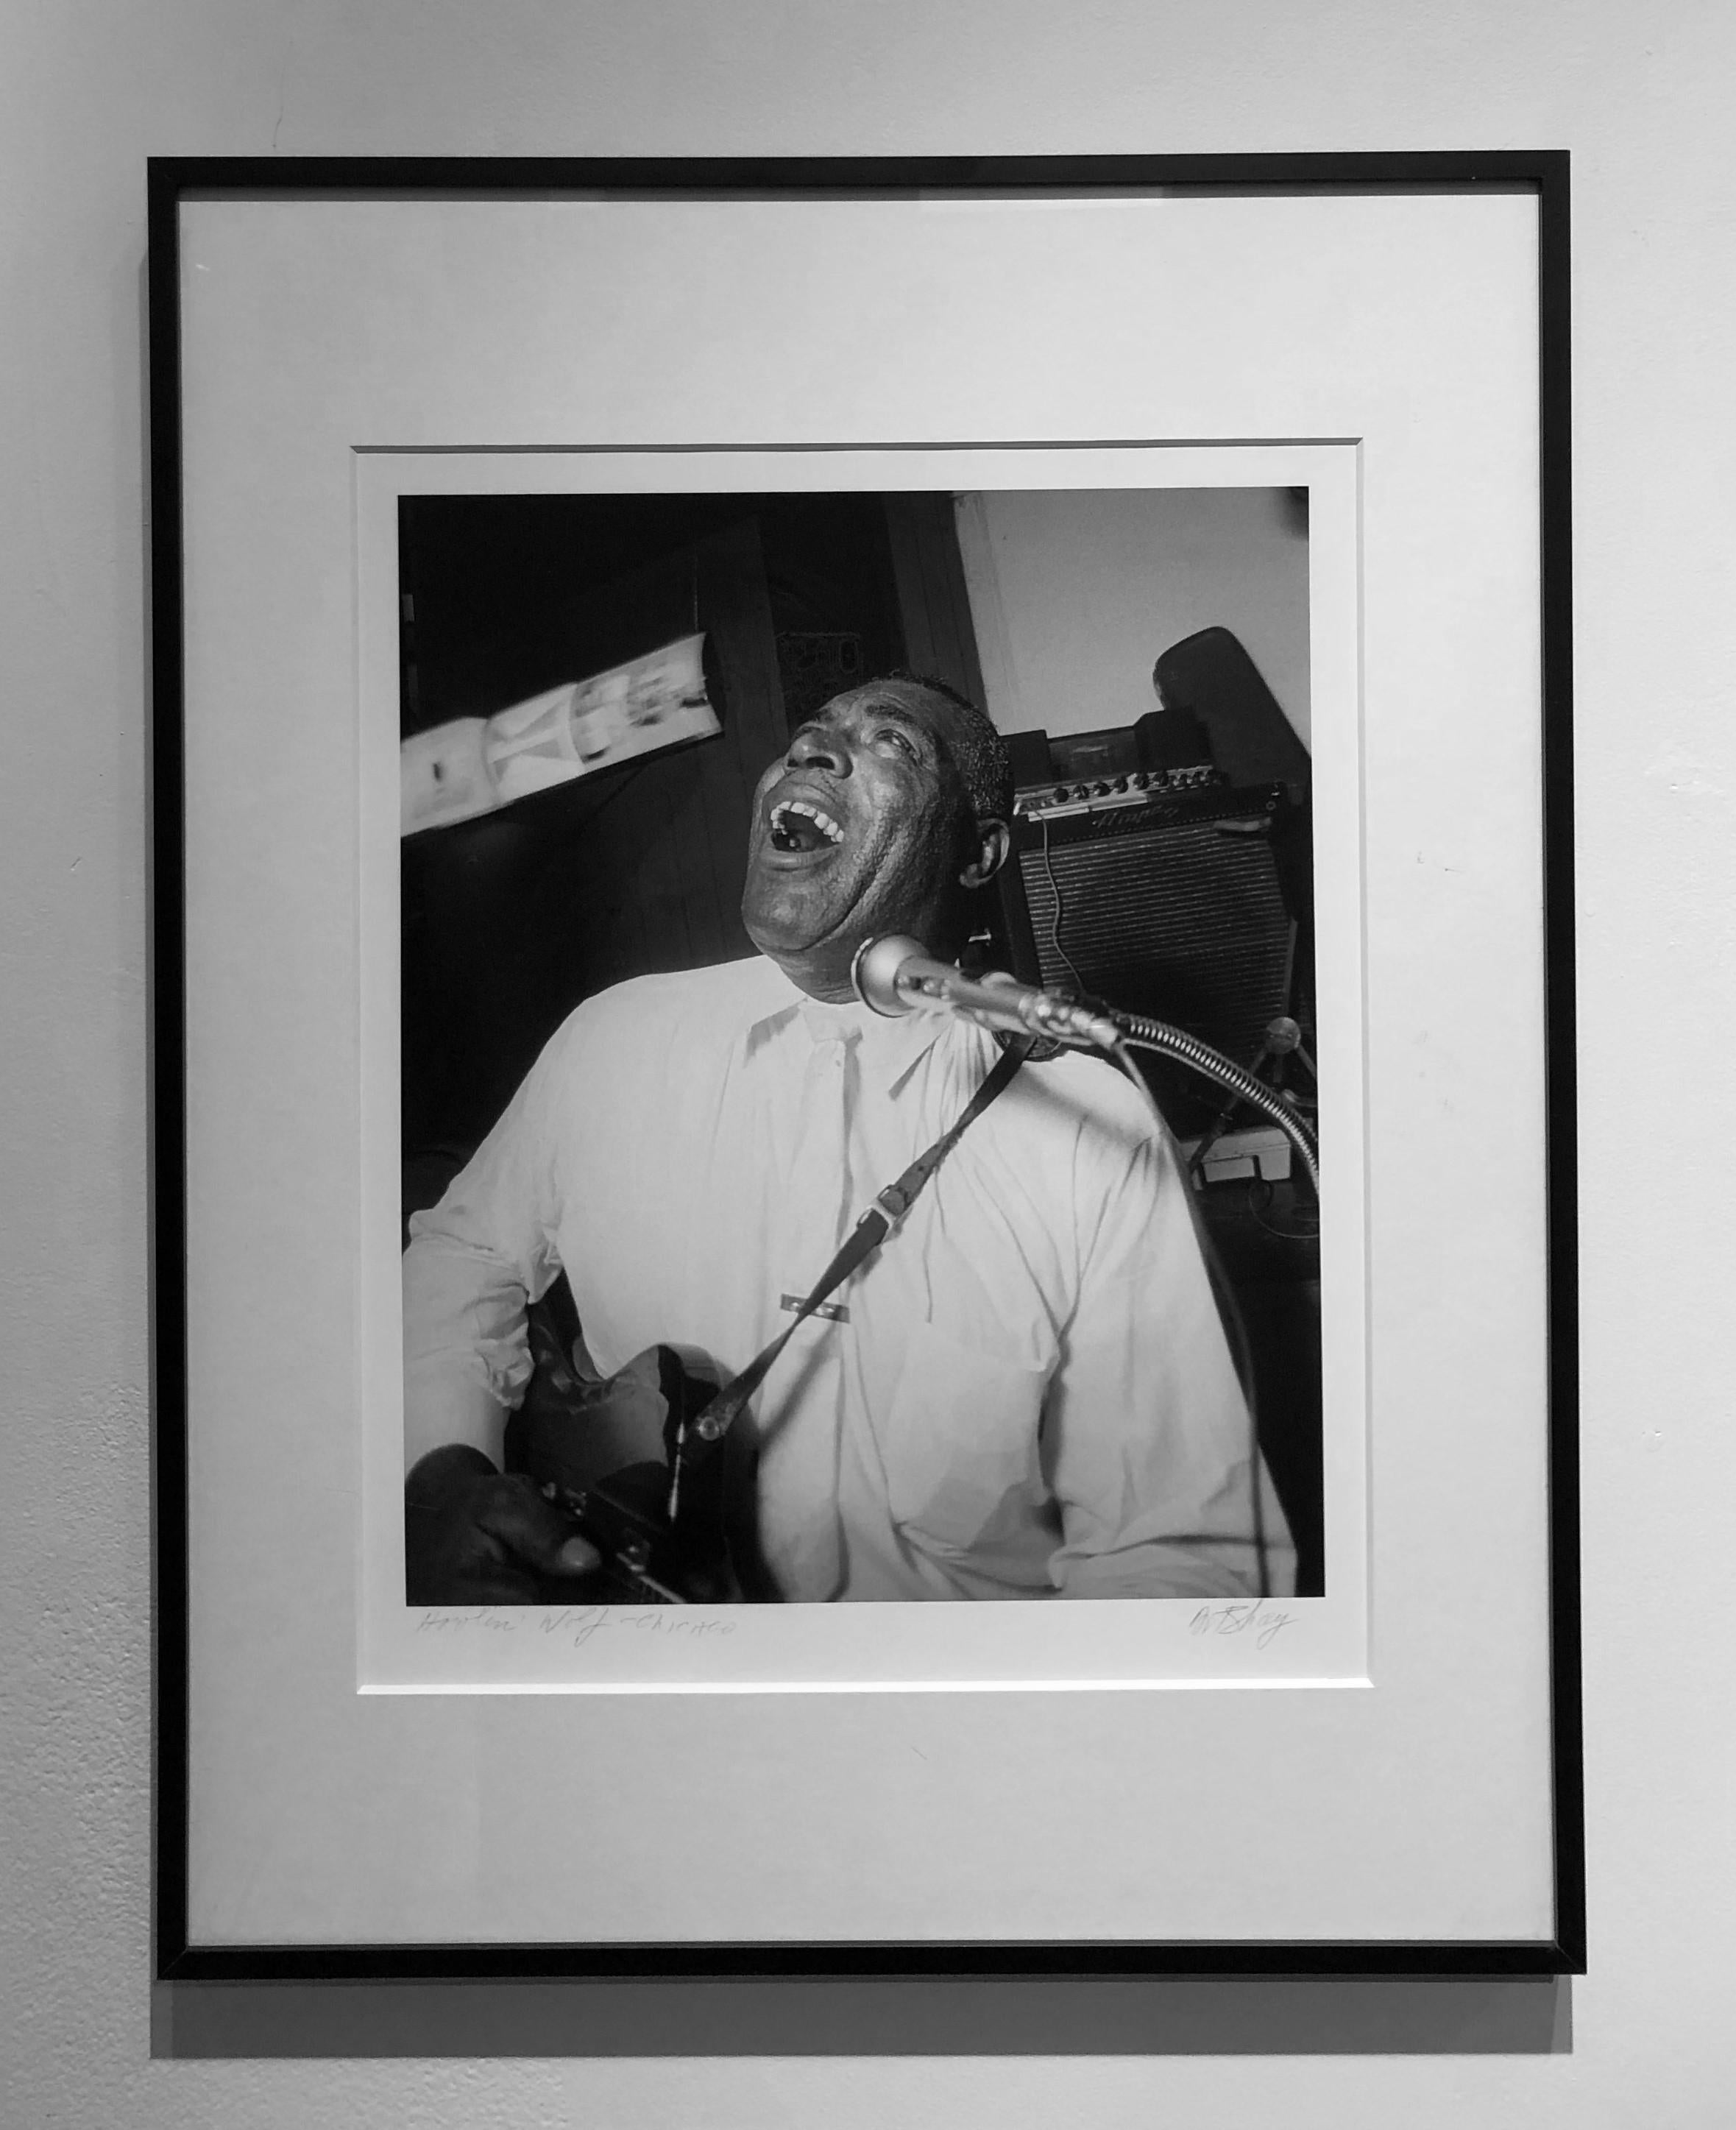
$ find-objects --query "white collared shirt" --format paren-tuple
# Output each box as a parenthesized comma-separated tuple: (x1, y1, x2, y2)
(404, 954, 1294, 1602)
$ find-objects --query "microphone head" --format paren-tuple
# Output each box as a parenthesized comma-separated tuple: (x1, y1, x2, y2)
(851, 934, 927, 1016)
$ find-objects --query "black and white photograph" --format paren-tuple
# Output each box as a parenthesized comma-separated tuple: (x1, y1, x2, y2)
(396, 484, 1323, 1614)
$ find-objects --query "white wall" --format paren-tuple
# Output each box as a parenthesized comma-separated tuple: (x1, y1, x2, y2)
(957, 487, 1311, 744)
(4, 3, 1733, 2126)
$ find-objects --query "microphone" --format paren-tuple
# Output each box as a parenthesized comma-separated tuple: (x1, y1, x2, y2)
(851, 935, 1124, 1051)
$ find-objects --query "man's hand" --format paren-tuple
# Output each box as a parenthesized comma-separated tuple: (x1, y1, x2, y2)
(405, 1444, 601, 1605)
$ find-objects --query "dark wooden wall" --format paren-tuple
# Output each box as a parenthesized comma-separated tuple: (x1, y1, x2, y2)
(401, 515, 787, 1151)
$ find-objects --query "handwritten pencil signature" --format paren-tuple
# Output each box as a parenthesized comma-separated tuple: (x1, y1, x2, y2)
(1188, 1601, 1297, 1651)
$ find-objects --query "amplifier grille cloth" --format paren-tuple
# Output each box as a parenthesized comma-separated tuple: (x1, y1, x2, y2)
(1018, 820, 1293, 1076)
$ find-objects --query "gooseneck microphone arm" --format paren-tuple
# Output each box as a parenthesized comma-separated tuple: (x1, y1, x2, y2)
(1113, 1013, 1319, 1192)
(849, 934, 1319, 1194)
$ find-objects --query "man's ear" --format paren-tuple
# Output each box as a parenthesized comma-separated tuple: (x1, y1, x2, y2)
(960, 816, 1010, 888)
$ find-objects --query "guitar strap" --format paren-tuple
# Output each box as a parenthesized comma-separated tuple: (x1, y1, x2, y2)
(673, 1036, 1031, 1476)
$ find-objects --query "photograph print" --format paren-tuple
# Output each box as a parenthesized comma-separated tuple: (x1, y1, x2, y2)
(398, 483, 1323, 1611)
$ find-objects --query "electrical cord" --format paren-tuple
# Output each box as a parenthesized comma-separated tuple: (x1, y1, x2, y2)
(1245, 1176, 1320, 1242)
(1038, 812, 1088, 992)
(1105, 1036, 1172, 1144)
(1104, 1036, 1273, 1602)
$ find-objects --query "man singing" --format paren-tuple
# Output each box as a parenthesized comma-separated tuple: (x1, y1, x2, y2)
(403, 675, 1294, 1604)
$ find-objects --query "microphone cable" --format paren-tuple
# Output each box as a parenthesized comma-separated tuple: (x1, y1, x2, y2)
(1104, 1037, 1273, 1604)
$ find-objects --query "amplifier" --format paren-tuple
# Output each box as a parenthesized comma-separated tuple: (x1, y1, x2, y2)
(992, 771, 1309, 1135)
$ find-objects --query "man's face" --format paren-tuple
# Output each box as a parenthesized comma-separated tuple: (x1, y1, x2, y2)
(741, 681, 993, 994)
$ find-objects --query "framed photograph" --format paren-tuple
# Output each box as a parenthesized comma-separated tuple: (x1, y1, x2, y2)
(151, 154, 1580, 1975)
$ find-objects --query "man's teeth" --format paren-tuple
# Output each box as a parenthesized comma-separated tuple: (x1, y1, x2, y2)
(770, 799, 844, 847)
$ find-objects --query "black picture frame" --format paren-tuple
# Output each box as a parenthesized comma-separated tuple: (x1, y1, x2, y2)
(149, 151, 1580, 1981)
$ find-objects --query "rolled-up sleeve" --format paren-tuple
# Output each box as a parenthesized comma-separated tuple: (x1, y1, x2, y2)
(401, 1018, 577, 1470)
(1042, 1105, 1297, 1601)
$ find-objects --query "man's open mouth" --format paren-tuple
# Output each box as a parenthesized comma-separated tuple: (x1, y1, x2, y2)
(767, 799, 845, 854)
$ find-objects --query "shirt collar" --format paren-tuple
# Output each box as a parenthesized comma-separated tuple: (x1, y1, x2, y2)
(741, 955, 951, 1096)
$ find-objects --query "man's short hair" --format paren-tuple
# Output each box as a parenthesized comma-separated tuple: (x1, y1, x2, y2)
(890, 673, 1014, 827)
